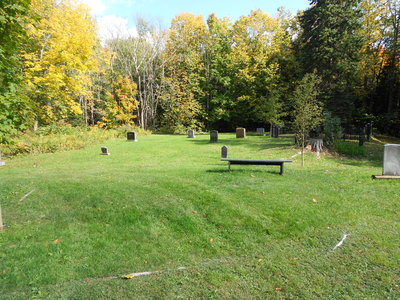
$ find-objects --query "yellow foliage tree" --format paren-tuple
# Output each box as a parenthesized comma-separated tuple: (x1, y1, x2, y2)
(98, 75, 139, 128)
(23, 0, 98, 125)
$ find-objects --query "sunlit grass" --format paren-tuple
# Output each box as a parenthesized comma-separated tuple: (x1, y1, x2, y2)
(0, 133, 399, 299)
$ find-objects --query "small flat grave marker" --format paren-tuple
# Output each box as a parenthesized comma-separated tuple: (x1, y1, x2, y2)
(188, 129, 195, 138)
(221, 146, 228, 158)
(101, 146, 110, 155)
(236, 128, 246, 138)
(210, 130, 218, 143)
(256, 128, 265, 136)
(127, 131, 138, 142)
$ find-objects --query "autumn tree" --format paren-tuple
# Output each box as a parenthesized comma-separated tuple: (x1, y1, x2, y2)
(108, 18, 167, 130)
(162, 13, 207, 132)
(23, 0, 98, 127)
(228, 9, 289, 128)
(98, 75, 139, 128)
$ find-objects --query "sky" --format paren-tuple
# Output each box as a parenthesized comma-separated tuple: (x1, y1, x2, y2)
(80, 0, 311, 41)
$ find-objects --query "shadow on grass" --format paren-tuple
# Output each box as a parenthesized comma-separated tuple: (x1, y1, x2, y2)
(188, 136, 295, 151)
(206, 168, 281, 175)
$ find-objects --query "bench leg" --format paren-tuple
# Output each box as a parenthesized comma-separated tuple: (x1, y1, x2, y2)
(228, 162, 231, 172)
(280, 164, 284, 175)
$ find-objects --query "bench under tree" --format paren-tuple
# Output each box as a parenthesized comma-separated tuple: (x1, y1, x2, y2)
(221, 158, 292, 175)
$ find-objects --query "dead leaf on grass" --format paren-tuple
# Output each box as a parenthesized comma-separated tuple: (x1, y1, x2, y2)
(312, 198, 318, 203)
(53, 238, 62, 244)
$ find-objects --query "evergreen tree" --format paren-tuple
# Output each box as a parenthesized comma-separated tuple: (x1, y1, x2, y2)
(298, 0, 364, 121)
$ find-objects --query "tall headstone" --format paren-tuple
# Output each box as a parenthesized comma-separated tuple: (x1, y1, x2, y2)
(236, 127, 246, 138)
(271, 124, 280, 138)
(383, 144, 400, 176)
(256, 128, 265, 136)
(210, 130, 218, 143)
(100, 146, 110, 155)
(127, 131, 138, 142)
(221, 146, 228, 158)
(188, 129, 195, 138)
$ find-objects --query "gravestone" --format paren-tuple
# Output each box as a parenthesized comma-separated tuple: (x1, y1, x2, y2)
(383, 144, 400, 176)
(271, 124, 280, 138)
(127, 131, 138, 142)
(236, 127, 246, 138)
(0, 151, 5, 166)
(256, 128, 265, 136)
(210, 130, 218, 143)
(188, 129, 195, 138)
(100, 146, 110, 155)
(221, 146, 228, 158)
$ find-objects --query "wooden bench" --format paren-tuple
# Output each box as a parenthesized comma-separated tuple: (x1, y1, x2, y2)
(221, 158, 292, 175)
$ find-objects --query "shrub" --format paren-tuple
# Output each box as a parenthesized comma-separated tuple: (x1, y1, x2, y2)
(0, 125, 151, 156)
(323, 111, 343, 145)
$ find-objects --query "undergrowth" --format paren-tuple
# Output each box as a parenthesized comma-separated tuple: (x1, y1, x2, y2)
(0, 125, 151, 156)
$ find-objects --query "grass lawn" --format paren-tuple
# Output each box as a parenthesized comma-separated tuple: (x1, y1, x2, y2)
(1, 133, 399, 299)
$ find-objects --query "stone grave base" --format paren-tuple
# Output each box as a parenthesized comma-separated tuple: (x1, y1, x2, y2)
(372, 175, 400, 179)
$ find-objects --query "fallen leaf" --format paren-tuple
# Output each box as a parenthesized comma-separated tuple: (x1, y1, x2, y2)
(2, 270, 7, 273)
(192, 210, 197, 214)
(293, 257, 300, 260)
(209, 239, 214, 242)
(275, 288, 282, 291)
(121, 274, 135, 279)
(258, 258, 263, 262)
(312, 198, 318, 203)
(251, 174, 255, 178)
(53, 238, 62, 244)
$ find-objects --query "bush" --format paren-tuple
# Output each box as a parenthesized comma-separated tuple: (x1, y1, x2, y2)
(333, 141, 367, 157)
(323, 111, 342, 145)
(0, 125, 151, 156)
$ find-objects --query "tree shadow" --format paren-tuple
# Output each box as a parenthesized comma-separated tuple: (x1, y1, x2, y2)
(187, 136, 295, 151)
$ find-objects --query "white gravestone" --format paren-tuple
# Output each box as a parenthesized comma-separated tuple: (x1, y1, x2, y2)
(383, 144, 400, 176)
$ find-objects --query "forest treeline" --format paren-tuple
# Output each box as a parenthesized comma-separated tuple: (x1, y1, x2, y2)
(0, 0, 399, 143)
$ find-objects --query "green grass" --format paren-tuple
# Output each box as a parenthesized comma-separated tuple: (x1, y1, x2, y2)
(1, 133, 399, 299)
(333, 140, 367, 157)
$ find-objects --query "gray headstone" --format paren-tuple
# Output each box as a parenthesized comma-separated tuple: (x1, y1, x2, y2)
(257, 128, 265, 135)
(271, 124, 280, 138)
(127, 131, 137, 142)
(221, 146, 228, 158)
(210, 130, 218, 143)
(188, 129, 195, 138)
(236, 127, 246, 138)
(383, 144, 400, 176)
(101, 146, 110, 155)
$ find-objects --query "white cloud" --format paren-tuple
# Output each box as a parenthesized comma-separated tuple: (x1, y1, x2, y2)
(79, 0, 107, 15)
(96, 15, 138, 43)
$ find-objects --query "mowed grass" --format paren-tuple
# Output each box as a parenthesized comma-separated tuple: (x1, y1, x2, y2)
(0, 133, 399, 299)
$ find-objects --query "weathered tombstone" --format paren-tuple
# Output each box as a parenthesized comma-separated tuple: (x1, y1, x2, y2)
(221, 146, 228, 158)
(188, 129, 195, 138)
(210, 130, 218, 143)
(271, 124, 280, 138)
(256, 128, 265, 136)
(383, 144, 400, 176)
(0, 151, 5, 166)
(100, 146, 110, 155)
(127, 131, 138, 142)
(236, 127, 246, 138)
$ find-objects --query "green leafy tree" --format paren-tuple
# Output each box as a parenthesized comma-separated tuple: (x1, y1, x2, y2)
(298, 0, 364, 120)
(0, 0, 32, 143)
(292, 72, 324, 167)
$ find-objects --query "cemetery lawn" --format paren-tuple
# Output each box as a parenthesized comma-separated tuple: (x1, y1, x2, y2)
(1, 133, 399, 299)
